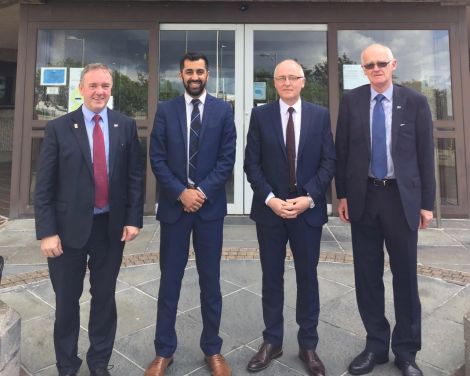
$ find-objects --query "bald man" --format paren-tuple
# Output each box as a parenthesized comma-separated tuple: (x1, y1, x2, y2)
(244, 59, 335, 376)
(335, 44, 435, 376)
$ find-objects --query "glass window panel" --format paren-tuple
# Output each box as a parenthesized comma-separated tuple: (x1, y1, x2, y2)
(29, 138, 43, 205)
(34, 29, 149, 120)
(158, 29, 236, 204)
(338, 30, 452, 120)
(437, 138, 458, 206)
(253, 30, 328, 107)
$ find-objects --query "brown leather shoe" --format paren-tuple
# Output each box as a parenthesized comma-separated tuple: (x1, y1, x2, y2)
(299, 348, 325, 376)
(144, 356, 173, 376)
(247, 342, 283, 372)
(205, 354, 232, 376)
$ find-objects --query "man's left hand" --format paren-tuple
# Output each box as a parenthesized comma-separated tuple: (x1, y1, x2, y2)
(121, 226, 140, 242)
(284, 196, 311, 218)
(419, 209, 433, 229)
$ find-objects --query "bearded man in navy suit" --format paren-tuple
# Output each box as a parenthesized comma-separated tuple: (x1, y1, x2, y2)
(35, 63, 144, 376)
(335, 44, 436, 376)
(244, 59, 335, 376)
(146, 52, 236, 376)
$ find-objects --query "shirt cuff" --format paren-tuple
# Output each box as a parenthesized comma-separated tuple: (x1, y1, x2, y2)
(265, 192, 275, 205)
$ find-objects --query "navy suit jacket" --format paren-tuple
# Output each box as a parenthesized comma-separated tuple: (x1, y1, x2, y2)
(244, 100, 336, 227)
(150, 94, 236, 224)
(335, 84, 436, 230)
(35, 106, 144, 248)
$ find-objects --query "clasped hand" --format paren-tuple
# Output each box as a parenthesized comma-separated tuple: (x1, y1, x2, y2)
(267, 196, 310, 219)
(180, 188, 206, 213)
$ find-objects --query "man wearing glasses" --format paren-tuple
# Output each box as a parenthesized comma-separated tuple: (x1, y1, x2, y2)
(244, 59, 335, 376)
(335, 44, 435, 376)
(147, 52, 236, 376)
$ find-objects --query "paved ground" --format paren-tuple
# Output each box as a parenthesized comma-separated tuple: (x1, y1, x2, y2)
(0, 216, 469, 376)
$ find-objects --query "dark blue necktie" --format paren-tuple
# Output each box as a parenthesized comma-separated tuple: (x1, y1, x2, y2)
(371, 94, 387, 179)
(189, 98, 201, 182)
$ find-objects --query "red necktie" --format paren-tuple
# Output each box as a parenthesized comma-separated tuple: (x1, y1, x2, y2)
(286, 107, 296, 192)
(92, 114, 108, 208)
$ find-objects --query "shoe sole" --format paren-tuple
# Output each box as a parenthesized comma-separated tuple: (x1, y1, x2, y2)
(348, 358, 388, 375)
(246, 350, 283, 373)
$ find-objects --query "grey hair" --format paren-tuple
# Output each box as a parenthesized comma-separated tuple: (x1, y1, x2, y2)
(79, 63, 113, 84)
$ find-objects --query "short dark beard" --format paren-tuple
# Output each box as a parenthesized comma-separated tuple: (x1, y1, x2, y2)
(184, 79, 206, 97)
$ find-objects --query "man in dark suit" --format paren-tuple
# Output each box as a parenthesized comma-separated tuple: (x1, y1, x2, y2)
(335, 44, 435, 376)
(35, 63, 144, 376)
(146, 52, 236, 376)
(244, 59, 335, 376)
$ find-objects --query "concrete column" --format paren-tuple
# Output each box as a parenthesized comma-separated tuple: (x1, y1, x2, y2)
(0, 300, 20, 376)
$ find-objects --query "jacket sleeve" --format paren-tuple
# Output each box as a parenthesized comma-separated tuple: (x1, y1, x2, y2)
(197, 103, 237, 201)
(335, 95, 350, 199)
(243, 109, 274, 201)
(302, 109, 336, 201)
(34, 121, 59, 239)
(125, 118, 144, 228)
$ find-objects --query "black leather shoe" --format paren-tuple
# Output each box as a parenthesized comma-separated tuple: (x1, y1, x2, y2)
(299, 348, 325, 376)
(247, 342, 283, 372)
(90, 367, 112, 376)
(348, 350, 388, 375)
(394, 359, 423, 376)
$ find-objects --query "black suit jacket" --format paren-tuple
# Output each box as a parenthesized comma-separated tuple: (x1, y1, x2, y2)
(244, 100, 336, 227)
(35, 106, 144, 248)
(335, 84, 436, 230)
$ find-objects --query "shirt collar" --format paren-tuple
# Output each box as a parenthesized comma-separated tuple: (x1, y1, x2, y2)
(370, 84, 393, 103)
(279, 98, 301, 114)
(82, 104, 108, 123)
(184, 90, 207, 105)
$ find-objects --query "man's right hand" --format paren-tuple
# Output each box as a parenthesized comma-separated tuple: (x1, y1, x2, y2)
(337, 198, 350, 223)
(40, 235, 63, 258)
(179, 188, 206, 212)
(267, 197, 297, 219)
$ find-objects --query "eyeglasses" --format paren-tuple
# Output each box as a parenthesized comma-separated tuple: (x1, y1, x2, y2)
(274, 75, 305, 83)
(362, 61, 392, 70)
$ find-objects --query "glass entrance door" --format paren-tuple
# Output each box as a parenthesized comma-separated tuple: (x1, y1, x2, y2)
(158, 24, 328, 214)
(243, 25, 328, 213)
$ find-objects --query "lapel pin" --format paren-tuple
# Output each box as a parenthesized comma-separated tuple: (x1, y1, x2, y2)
(400, 123, 405, 127)
(397, 105, 402, 109)
(114, 123, 118, 128)
(73, 123, 78, 129)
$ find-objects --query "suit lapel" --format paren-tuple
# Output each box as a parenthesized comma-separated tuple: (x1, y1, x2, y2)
(358, 85, 372, 155)
(199, 94, 213, 143)
(297, 101, 309, 160)
(176, 95, 188, 149)
(107, 108, 120, 180)
(272, 100, 287, 160)
(391, 85, 405, 154)
(70, 107, 93, 177)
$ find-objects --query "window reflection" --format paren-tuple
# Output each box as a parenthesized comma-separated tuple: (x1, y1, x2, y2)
(34, 29, 149, 120)
(437, 138, 458, 206)
(253, 30, 328, 107)
(159, 30, 235, 106)
(338, 30, 453, 120)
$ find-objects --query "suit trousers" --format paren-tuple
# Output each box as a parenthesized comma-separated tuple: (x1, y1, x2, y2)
(351, 181, 421, 361)
(256, 215, 322, 349)
(48, 213, 125, 374)
(155, 213, 224, 357)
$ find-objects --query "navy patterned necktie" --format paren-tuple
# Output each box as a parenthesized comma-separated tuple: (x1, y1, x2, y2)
(189, 98, 201, 182)
(286, 107, 296, 192)
(371, 94, 387, 179)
